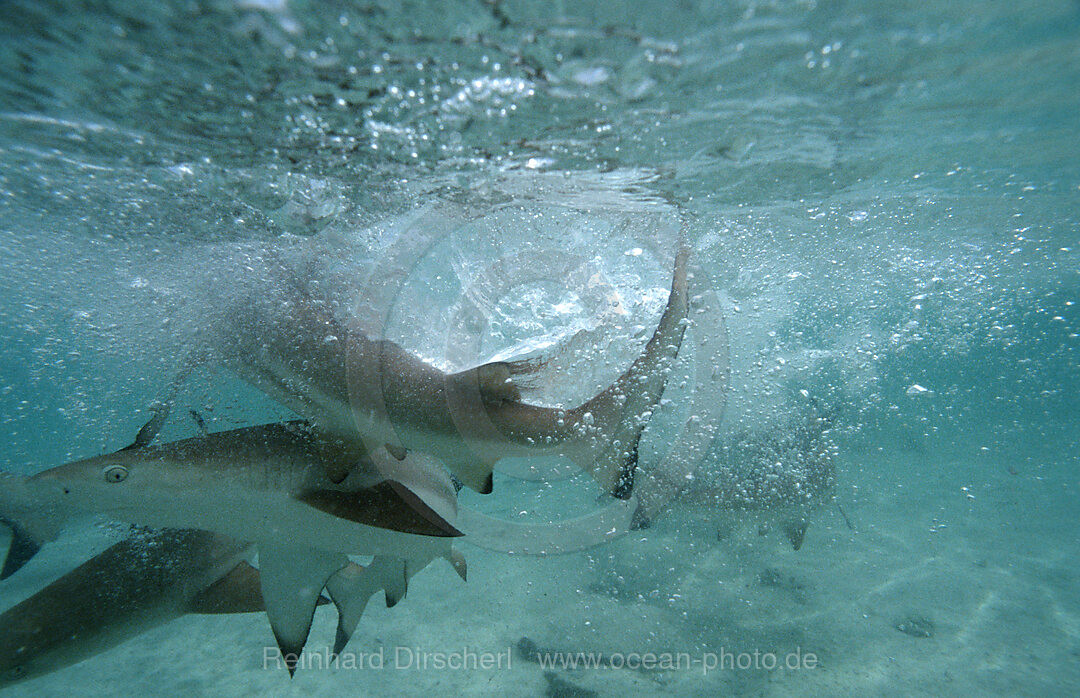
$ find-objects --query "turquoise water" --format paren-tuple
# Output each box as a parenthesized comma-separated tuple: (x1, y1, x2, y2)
(0, 1, 1077, 696)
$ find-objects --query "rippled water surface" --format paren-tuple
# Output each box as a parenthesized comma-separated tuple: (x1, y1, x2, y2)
(0, 1, 1077, 696)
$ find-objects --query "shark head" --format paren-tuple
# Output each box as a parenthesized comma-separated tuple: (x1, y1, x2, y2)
(27, 448, 215, 531)
(0, 644, 43, 687)
(33, 451, 158, 510)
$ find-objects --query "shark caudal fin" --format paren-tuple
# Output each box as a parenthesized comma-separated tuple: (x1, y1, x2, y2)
(564, 244, 691, 498)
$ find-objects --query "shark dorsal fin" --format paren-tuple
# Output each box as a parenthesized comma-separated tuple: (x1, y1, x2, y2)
(122, 351, 205, 451)
(298, 482, 463, 537)
(384, 443, 408, 461)
(189, 410, 209, 438)
(783, 519, 810, 551)
(445, 362, 510, 407)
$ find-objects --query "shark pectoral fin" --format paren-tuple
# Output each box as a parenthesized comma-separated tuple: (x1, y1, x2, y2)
(366, 448, 464, 536)
(386, 480, 462, 537)
(374, 556, 408, 608)
(455, 468, 494, 495)
(447, 546, 467, 582)
(298, 483, 463, 537)
(258, 542, 348, 676)
(0, 518, 42, 581)
(629, 502, 651, 530)
(188, 561, 266, 614)
(323, 555, 419, 655)
(783, 519, 809, 551)
(450, 361, 522, 404)
(325, 562, 377, 657)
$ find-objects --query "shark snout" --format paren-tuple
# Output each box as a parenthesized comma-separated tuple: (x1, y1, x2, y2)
(27, 469, 75, 498)
(2, 470, 59, 501)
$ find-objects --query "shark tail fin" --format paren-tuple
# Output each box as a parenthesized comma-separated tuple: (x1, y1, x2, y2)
(563, 243, 691, 498)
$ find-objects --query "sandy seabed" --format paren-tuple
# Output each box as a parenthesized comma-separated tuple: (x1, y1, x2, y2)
(2, 444, 1077, 698)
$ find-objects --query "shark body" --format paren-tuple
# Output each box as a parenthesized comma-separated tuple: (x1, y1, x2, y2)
(0, 529, 259, 687)
(23, 422, 466, 673)
(183, 244, 691, 498)
(637, 412, 838, 550)
(0, 526, 427, 686)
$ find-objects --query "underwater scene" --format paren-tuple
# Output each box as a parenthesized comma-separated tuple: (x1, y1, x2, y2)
(0, 1, 1077, 696)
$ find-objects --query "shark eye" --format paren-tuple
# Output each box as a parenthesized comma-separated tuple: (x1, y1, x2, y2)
(102, 464, 128, 483)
